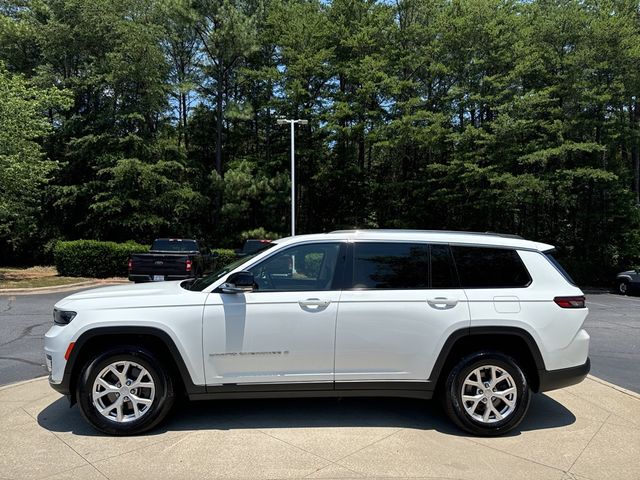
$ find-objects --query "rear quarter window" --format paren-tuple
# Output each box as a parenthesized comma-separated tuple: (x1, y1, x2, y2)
(544, 252, 576, 286)
(451, 246, 531, 288)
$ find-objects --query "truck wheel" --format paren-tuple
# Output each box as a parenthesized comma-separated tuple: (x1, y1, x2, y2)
(76, 346, 175, 435)
(441, 351, 530, 436)
(616, 280, 628, 295)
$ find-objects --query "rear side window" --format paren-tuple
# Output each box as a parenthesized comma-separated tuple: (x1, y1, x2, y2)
(451, 246, 531, 288)
(352, 243, 430, 289)
(431, 244, 458, 288)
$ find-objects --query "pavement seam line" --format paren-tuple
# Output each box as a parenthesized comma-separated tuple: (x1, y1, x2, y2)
(303, 463, 365, 479)
(18, 406, 94, 477)
(566, 412, 612, 476)
(247, 425, 340, 466)
(464, 435, 568, 475)
(327, 427, 406, 468)
(19, 403, 116, 480)
(39, 463, 110, 480)
(563, 388, 640, 426)
(86, 431, 197, 466)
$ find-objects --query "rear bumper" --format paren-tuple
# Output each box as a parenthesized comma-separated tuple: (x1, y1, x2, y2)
(128, 274, 192, 282)
(537, 357, 590, 392)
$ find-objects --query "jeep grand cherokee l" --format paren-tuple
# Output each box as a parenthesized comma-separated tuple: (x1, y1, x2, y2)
(45, 230, 590, 436)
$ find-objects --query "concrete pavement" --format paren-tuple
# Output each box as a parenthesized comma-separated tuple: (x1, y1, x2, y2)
(0, 375, 638, 480)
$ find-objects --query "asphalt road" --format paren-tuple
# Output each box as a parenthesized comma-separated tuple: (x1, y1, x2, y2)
(0, 289, 638, 392)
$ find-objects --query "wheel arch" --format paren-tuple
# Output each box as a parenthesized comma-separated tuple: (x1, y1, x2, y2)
(64, 326, 205, 403)
(429, 327, 546, 393)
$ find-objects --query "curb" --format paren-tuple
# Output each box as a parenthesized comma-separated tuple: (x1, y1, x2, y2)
(0, 375, 48, 392)
(0, 280, 128, 295)
(588, 375, 640, 400)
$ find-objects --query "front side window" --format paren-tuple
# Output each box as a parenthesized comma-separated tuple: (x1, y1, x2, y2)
(249, 243, 341, 291)
(352, 242, 430, 289)
(451, 246, 531, 288)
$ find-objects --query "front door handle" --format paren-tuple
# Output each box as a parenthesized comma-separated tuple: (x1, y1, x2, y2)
(427, 297, 458, 310)
(299, 298, 330, 310)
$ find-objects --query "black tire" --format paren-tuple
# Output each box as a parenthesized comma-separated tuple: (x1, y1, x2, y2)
(441, 351, 531, 436)
(76, 346, 175, 435)
(616, 280, 629, 295)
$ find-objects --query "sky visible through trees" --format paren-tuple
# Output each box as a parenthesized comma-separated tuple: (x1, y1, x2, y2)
(1, 0, 640, 283)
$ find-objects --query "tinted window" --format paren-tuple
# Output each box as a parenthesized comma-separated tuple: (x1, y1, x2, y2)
(249, 243, 341, 291)
(451, 246, 531, 288)
(431, 244, 458, 288)
(151, 239, 198, 252)
(352, 243, 429, 289)
(545, 253, 576, 286)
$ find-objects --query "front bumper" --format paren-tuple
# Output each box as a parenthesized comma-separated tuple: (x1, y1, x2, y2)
(537, 357, 590, 392)
(49, 374, 72, 395)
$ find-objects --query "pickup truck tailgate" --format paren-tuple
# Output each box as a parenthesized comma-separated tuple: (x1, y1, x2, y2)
(130, 254, 191, 276)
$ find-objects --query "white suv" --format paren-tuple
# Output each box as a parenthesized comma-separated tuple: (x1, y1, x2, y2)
(45, 230, 590, 436)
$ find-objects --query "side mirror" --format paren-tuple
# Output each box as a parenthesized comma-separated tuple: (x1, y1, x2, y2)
(220, 271, 254, 294)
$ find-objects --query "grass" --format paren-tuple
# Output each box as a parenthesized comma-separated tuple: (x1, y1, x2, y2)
(0, 266, 91, 289)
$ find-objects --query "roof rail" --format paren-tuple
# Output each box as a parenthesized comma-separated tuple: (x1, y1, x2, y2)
(328, 229, 524, 240)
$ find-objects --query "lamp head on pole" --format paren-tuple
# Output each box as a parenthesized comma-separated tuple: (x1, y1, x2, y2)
(276, 119, 289, 125)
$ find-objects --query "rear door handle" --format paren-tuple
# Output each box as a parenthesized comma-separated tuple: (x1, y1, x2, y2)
(427, 297, 458, 310)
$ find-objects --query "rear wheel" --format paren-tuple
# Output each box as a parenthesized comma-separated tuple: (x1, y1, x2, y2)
(76, 346, 175, 435)
(442, 351, 530, 436)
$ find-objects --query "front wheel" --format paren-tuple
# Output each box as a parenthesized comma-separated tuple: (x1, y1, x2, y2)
(76, 346, 175, 435)
(441, 351, 530, 436)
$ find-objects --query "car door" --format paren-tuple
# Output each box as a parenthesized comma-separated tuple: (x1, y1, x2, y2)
(334, 242, 470, 385)
(202, 242, 345, 386)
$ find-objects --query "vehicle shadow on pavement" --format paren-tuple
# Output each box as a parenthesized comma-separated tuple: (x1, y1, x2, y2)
(37, 392, 574, 438)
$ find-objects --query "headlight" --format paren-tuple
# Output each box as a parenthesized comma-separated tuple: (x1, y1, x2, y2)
(53, 309, 76, 325)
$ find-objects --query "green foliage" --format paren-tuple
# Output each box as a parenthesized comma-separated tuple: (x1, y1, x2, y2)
(211, 248, 237, 271)
(0, 62, 71, 258)
(2, 0, 640, 284)
(53, 240, 149, 278)
(239, 228, 281, 242)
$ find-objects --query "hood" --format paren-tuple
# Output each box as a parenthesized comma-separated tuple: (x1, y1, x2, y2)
(54, 280, 187, 309)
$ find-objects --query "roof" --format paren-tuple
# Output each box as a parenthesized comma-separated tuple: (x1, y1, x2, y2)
(273, 229, 554, 252)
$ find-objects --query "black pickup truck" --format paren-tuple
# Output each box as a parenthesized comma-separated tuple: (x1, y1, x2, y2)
(128, 238, 214, 283)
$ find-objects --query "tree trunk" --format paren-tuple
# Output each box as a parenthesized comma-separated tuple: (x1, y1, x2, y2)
(181, 91, 188, 150)
(632, 100, 639, 205)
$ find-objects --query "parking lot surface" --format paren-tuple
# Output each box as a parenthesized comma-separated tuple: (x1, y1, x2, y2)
(584, 293, 640, 392)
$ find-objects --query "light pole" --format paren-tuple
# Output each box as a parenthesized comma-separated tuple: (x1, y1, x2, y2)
(277, 118, 308, 236)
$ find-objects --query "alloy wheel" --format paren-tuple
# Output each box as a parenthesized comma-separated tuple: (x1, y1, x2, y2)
(461, 365, 517, 423)
(92, 360, 156, 423)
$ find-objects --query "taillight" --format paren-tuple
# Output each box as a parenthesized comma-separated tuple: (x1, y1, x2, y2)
(186, 260, 192, 272)
(554, 296, 586, 308)
(128, 259, 133, 272)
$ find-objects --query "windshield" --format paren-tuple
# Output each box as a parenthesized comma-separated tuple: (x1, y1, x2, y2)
(151, 239, 198, 252)
(188, 246, 274, 291)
